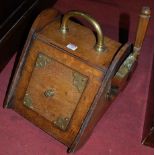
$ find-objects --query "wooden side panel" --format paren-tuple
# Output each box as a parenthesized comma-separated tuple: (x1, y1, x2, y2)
(68, 44, 131, 152)
(4, 8, 60, 108)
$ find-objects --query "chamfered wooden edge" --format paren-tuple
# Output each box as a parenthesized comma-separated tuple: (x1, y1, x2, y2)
(3, 8, 60, 108)
(67, 43, 133, 153)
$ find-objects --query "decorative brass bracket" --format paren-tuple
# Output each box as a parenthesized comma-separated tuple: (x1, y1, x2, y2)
(53, 117, 70, 131)
(35, 53, 52, 68)
(23, 92, 33, 108)
(73, 72, 87, 93)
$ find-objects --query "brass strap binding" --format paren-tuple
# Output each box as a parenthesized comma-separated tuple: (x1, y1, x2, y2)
(60, 11, 106, 52)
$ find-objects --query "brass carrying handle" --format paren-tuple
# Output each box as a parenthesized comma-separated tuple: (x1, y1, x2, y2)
(60, 11, 106, 52)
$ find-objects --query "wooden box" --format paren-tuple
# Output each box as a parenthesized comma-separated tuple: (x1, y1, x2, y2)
(4, 7, 150, 152)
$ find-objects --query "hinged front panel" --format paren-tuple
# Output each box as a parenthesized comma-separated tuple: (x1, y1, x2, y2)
(13, 39, 103, 145)
(23, 53, 88, 131)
